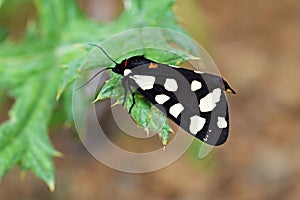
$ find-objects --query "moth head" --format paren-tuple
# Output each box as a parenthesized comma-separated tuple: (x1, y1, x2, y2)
(113, 59, 129, 75)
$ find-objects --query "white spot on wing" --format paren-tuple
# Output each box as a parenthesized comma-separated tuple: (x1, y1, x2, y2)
(124, 69, 132, 76)
(131, 75, 155, 90)
(199, 88, 222, 112)
(194, 70, 204, 74)
(169, 103, 184, 118)
(191, 80, 202, 91)
(217, 117, 228, 128)
(164, 78, 178, 92)
(189, 115, 206, 135)
(203, 134, 209, 141)
(155, 94, 170, 104)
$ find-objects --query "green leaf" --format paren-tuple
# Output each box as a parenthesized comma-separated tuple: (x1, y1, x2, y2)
(0, 68, 61, 190)
(0, 0, 206, 189)
(96, 72, 124, 101)
(0, 0, 78, 189)
(59, 0, 194, 91)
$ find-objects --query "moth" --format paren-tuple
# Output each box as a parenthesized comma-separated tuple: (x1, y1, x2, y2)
(81, 44, 236, 146)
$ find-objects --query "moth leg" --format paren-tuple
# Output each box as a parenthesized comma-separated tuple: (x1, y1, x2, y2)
(121, 79, 128, 106)
(128, 85, 136, 114)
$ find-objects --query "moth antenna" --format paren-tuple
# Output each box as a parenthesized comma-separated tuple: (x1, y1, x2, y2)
(88, 43, 118, 65)
(75, 67, 114, 90)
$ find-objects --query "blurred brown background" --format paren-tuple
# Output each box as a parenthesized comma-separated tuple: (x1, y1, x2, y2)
(1, 0, 300, 199)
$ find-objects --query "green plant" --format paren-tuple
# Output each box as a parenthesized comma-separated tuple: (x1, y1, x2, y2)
(0, 0, 201, 190)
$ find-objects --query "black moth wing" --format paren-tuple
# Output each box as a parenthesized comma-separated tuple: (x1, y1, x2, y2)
(123, 61, 229, 146)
